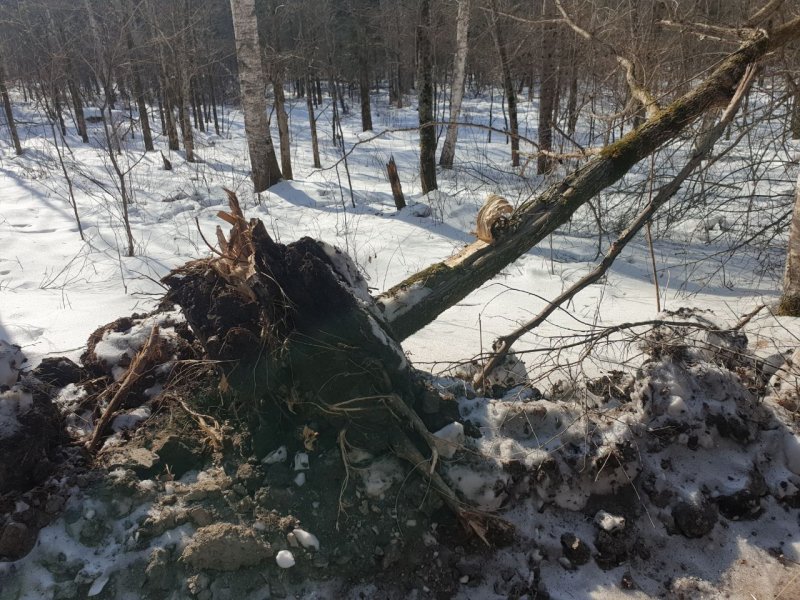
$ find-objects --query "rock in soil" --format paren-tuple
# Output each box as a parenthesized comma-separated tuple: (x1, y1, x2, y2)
(672, 499, 718, 538)
(560, 532, 591, 566)
(180, 523, 273, 571)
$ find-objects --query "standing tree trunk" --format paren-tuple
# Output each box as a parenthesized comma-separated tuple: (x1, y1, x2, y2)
(163, 84, 180, 151)
(537, 2, 558, 175)
(178, 79, 195, 162)
(439, 0, 470, 169)
(780, 173, 800, 315)
(229, 0, 282, 191)
(0, 60, 22, 155)
(273, 75, 293, 180)
(788, 75, 800, 140)
(306, 74, 321, 169)
(208, 69, 221, 136)
(387, 155, 406, 210)
(417, 0, 437, 194)
(488, 0, 519, 167)
(128, 43, 154, 151)
(359, 55, 373, 132)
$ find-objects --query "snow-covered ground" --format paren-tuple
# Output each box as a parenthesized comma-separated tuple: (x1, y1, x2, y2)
(2, 87, 800, 598)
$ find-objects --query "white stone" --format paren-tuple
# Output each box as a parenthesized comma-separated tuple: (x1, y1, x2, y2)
(275, 550, 295, 569)
(292, 528, 320, 551)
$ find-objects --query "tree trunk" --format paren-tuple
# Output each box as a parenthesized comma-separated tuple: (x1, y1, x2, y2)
(488, 0, 519, 167)
(780, 173, 800, 315)
(566, 62, 579, 137)
(0, 60, 22, 155)
(178, 79, 195, 162)
(417, 0, 437, 194)
(229, 0, 283, 191)
(306, 74, 321, 169)
(377, 19, 800, 341)
(788, 75, 800, 140)
(439, 0, 470, 169)
(273, 75, 293, 180)
(359, 55, 373, 132)
(537, 7, 557, 175)
(164, 84, 180, 151)
(387, 155, 406, 210)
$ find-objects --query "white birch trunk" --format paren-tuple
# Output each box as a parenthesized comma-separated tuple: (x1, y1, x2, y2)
(229, 0, 282, 192)
(439, 0, 470, 169)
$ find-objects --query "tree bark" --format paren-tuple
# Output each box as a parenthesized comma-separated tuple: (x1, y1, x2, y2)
(306, 74, 321, 169)
(417, 0, 437, 194)
(229, 0, 283, 192)
(488, 0, 519, 167)
(273, 75, 293, 180)
(537, 2, 558, 175)
(780, 173, 800, 315)
(359, 54, 373, 132)
(439, 0, 470, 169)
(0, 59, 23, 155)
(377, 18, 800, 341)
(387, 155, 406, 210)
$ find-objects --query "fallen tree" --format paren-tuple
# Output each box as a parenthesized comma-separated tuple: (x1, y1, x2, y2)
(151, 16, 800, 540)
(377, 16, 800, 341)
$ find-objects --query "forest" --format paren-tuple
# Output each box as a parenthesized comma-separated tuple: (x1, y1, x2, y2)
(1, 0, 800, 598)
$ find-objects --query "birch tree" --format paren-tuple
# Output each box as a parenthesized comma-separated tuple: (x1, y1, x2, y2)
(439, 0, 470, 169)
(230, 0, 283, 192)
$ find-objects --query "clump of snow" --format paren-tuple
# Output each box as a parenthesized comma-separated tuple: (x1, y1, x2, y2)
(482, 351, 529, 389)
(111, 406, 151, 432)
(294, 452, 309, 471)
(0, 341, 26, 387)
(262, 445, 287, 465)
(275, 550, 295, 568)
(92, 310, 184, 379)
(291, 528, 320, 551)
(0, 386, 33, 439)
(594, 510, 625, 532)
(432, 421, 464, 459)
(294, 472, 306, 487)
(361, 456, 403, 498)
(444, 464, 507, 511)
(784, 433, 800, 476)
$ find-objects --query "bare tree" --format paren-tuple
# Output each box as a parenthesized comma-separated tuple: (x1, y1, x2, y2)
(439, 0, 470, 169)
(417, 0, 437, 193)
(488, 0, 519, 167)
(230, 0, 283, 192)
(0, 55, 22, 156)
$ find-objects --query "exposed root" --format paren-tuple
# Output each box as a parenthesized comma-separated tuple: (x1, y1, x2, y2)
(389, 432, 513, 546)
(87, 326, 163, 452)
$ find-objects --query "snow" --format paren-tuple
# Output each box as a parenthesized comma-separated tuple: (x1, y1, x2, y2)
(92, 310, 184, 379)
(275, 550, 295, 569)
(291, 528, 320, 551)
(262, 445, 287, 465)
(593, 510, 625, 533)
(432, 421, 465, 459)
(0, 341, 26, 387)
(293, 452, 309, 471)
(0, 84, 798, 598)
